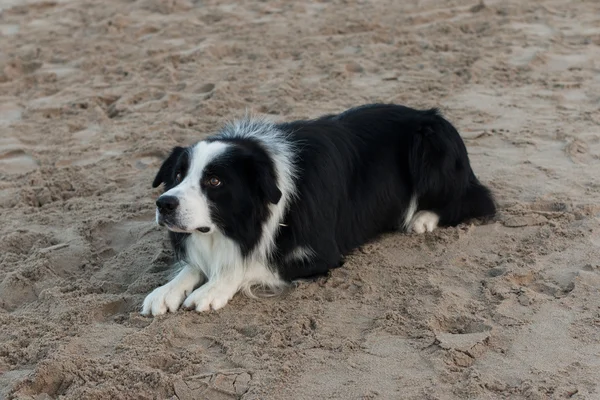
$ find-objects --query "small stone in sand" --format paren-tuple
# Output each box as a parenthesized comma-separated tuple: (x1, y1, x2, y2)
(345, 61, 364, 73)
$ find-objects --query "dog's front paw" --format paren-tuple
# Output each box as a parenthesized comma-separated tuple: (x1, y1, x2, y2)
(182, 282, 236, 313)
(142, 281, 193, 316)
(141, 265, 203, 317)
(410, 210, 439, 234)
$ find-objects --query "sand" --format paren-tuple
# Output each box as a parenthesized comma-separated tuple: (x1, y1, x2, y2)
(1, 0, 599, 398)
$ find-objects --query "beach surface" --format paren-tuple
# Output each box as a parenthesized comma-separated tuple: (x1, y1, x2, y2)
(1, 0, 599, 398)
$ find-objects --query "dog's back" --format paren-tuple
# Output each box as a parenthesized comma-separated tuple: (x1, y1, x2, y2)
(272, 104, 495, 281)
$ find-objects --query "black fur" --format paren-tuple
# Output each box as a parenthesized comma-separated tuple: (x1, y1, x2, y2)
(152, 146, 186, 189)
(202, 140, 281, 257)
(153, 103, 496, 282)
(268, 104, 495, 280)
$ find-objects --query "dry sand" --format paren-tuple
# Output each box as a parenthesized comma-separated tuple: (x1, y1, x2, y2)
(1, 0, 599, 398)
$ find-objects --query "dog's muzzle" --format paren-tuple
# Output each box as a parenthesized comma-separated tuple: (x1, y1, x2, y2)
(155, 195, 213, 234)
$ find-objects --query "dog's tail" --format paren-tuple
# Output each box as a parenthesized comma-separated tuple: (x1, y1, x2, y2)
(459, 175, 496, 222)
(409, 109, 496, 226)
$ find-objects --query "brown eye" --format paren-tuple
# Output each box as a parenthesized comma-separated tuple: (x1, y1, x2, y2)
(208, 177, 221, 187)
(175, 173, 182, 183)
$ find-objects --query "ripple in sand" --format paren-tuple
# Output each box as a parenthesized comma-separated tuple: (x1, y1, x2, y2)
(72, 124, 100, 144)
(0, 137, 38, 174)
(0, 103, 22, 127)
(35, 63, 78, 79)
(0, 24, 19, 36)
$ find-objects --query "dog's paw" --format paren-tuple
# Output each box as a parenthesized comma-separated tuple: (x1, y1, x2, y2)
(182, 282, 236, 313)
(409, 210, 439, 234)
(141, 280, 194, 316)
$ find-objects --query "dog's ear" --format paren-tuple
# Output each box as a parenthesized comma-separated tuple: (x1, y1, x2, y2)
(152, 146, 185, 188)
(256, 163, 282, 205)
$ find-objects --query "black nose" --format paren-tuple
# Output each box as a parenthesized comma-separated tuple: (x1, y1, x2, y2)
(156, 196, 179, 213)
(197, 227, 210, 233)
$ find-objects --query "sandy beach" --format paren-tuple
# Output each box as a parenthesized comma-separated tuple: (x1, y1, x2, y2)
(1, 0, 599, 398)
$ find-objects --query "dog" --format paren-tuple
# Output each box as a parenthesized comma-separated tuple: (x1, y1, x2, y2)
(141, 104, 496, 316)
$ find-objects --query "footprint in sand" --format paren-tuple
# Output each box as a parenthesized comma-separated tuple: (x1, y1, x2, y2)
(430, 315, 492, 367)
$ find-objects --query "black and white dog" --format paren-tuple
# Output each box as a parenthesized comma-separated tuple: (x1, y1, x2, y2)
(142, 104, 495, 316)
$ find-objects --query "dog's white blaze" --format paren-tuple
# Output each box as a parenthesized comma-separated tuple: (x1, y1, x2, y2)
(161, 141, 229, 232)
(402, 194, 418, 230)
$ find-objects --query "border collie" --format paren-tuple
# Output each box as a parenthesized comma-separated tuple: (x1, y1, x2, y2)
(141, 104, 495, 316)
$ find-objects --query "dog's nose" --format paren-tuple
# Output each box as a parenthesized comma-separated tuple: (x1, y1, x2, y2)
(156, 196, 179, 213)
(197, 226, 211, 233)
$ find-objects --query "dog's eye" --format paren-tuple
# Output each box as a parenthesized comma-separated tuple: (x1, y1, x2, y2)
(207, 177, 221, 187)
(175, 173, 182, 183)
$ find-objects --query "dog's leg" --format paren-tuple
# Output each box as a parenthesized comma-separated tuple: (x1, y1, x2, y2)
(284, 250, 343, 281)
(409, 210, 439, 234)
(141, 264, 204, 316)
(182, 271, 244, 312)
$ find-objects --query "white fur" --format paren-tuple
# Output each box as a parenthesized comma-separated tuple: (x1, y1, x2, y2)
(409, 210, 439, 234)
(402, 194, 418, 230)
(143, 119, 296, 316)
(181, 231, 286, 310)
(141, 264, 203, 316)
(181, 229, 285, 311)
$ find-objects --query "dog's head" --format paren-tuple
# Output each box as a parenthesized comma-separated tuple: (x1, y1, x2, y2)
(152, 139, 282, 237)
